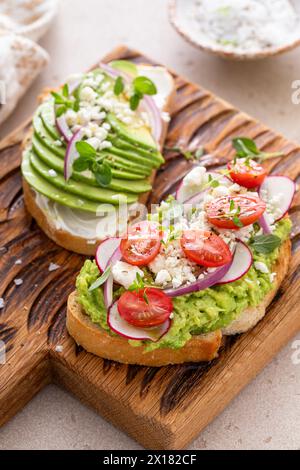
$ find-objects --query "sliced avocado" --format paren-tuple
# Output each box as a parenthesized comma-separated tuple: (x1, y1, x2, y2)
(107, 113, 160, 152)
(110, 60, 138, 78)
(39, 101, 61, 140)
(108, 134, 162, 161)
(33, 114, 66, 158)
(32, 134, 151, 183)
(107, 145, 157, 169)
(103, 152, 152, 176)
(29, 152, 138, 204)
(30, 149, 151, 195)
(22, 150, 114, 214)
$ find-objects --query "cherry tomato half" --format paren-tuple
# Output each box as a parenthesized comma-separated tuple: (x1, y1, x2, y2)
(118, 288, 173, 328)
(228, 159, 267, 189)
(181, 230, 232, 267)
(120, 221, 162, 266)
(206, 195, 266, 229)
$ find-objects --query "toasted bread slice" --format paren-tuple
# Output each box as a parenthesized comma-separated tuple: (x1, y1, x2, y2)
(66, 240, 291, 366)
(66, 291, 222, 367)
(223, 239, 291, 335)
(22, 67, 175, 255)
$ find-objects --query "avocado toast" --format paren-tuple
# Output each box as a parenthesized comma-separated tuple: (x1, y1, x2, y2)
(21, 60, 175, 255)
(67, 143, 294, 366)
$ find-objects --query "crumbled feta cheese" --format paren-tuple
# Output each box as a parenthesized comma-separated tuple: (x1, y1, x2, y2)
(65, 109, 77, 127)
(77, 108, 92, 126)
(212, 185, 230, 197)
(149, 241, 196, 289)
(162, 112, 171, 122)
(14, 278, 23, 286)
(0, 298, 4, 309)
(15, 259, 22, 265)
(86, 137, 101, 150)
(99, 140, 112, 150)
(269, 272, 277, 283)
(155, 269, 172, 286)
(112, 261, 144, 290)
(229, 183, 243, 194)
(49, 263, 60, 272)
(48, 169, 57, 178)
(183, 166, 207, 189)
(254, 261, 269, 274)
(235, 224, 255, 243)
(80, 86, 97, 103)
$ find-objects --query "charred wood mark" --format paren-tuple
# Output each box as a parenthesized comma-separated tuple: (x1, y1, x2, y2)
(102, 359, 122, 374)
(47, 304, 67, 345)
(75, 344, 84, 356)
(28, 269, 73, 330)
(291, 234, 300, 254)
(140, 368, 159, 398)
(0, 324, 17, 347)
(126, 365, 141, 385)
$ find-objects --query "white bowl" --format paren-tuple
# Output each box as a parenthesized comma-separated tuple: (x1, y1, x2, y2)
(169, 0, 300, 60)
(0, 0, 59, 42)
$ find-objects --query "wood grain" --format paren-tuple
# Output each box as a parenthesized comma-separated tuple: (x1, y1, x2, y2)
(1, 46, 300, 449)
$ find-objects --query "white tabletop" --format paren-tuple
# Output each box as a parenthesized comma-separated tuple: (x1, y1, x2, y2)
(0, 0, 300, 450)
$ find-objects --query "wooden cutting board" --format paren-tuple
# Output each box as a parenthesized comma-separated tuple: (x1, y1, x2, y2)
(1, 46, 300, 450)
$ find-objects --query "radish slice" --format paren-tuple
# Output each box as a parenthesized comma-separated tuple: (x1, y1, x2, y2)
(259, 175, 295, 222)
(64, 128, 85, 181)
(176, 170, 230, 204)
(99, 62, 162, 143)
(108, 301, 171, 341)
(218, 241, 253, 285)
(56, 114, 73, 142)
(95, 238, 121, 273)
(164, 262, 231, 297)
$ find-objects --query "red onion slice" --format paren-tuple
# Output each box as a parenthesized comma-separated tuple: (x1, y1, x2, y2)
(64, 128, 85, 181)
(108, 301, 171, 341)
(259, 214, 272, 234)
(56, 114, 73, 143)
(164, 262, 232, 298)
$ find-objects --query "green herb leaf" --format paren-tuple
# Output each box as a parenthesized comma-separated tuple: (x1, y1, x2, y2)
(95, 162, 112, 187)
(76, 141, 97, 158)
(73, 156, 91, 172)
(251, 234, 281, 254)
(62, 83, 69, 98)
(55, 105, 67, 118)
(88, 266, 111, 292)
(143, 290, 150, 305)
(129, 93, 141, 111)
(51, 91, 65, 105)
(233, 216, 243, 228)
(233, 137, 259, 157)
(114, 76, 125, 96)
(230, 199, 235, 212)
(195, 147, 204, 159)
(133, 76, 157, 96)
(128, 272, 145, 292)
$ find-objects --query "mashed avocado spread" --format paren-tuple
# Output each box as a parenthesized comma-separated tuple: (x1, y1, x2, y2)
(76, 218, 291, 351)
